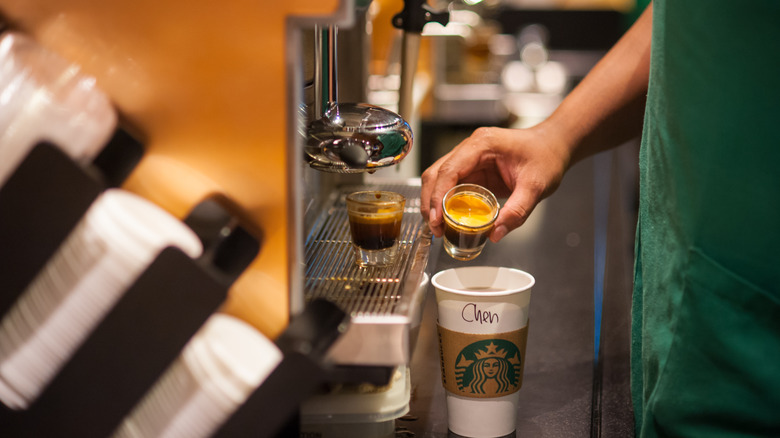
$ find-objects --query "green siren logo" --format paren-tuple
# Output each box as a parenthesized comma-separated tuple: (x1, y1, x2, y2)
(455, 339, 522, 396)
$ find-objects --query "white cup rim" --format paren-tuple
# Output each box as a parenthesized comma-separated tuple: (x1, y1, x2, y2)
(183, 314, 282, 404)
(431, 266, 535, 297)
(86, 189, 202, 261)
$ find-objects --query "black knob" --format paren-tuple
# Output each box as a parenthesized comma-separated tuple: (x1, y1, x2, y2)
(392, 0, 450, 33)
(338, 140, 370, 168)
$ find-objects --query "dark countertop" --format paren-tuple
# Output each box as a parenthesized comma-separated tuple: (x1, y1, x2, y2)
(401, 144, 639, 438)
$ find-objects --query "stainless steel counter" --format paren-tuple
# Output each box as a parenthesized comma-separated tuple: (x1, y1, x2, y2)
(399, 144, 639, 438)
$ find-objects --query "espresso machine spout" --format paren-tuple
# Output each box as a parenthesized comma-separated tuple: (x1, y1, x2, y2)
(305, 24, 413, 173)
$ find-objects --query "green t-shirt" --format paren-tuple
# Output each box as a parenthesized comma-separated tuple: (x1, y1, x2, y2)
(633, 1, 780, 437)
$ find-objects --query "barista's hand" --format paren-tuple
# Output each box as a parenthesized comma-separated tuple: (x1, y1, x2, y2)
(421, 4, 652, 242)
(421, 125, 570, 242)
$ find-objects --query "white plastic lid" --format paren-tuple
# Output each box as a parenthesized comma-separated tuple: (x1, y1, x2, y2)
(185, 314, 282, 405)
(84, 189, 202, 265)
(0, 32, 116, 162)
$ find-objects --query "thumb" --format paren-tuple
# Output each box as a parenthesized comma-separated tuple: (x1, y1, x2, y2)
(490, 188, 540, 242)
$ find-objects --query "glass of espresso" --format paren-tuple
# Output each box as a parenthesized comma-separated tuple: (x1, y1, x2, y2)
(345, 190, 406, 267)
(442, 184, 499, 261)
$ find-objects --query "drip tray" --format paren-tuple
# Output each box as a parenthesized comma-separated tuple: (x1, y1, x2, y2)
(304, 183, 432, 366)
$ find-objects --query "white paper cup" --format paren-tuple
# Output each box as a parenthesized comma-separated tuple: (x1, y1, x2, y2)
(0, 189, 202, 409)
(432, 267, 535, 438)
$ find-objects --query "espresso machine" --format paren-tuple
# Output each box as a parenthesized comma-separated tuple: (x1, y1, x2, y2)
(299, 2, 449, 436)
(0, 0, 448, 436)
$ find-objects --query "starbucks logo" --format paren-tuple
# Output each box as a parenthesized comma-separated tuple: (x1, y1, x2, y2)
(454, 339, 522, 395)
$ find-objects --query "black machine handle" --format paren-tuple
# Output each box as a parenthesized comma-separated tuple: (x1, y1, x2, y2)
(392, 0, 450, 33)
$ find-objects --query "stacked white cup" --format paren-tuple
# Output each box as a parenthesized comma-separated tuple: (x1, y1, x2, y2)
(0, 31, 116, 187)
(112, 313, 283, 438)
(0, 189, 203, 409)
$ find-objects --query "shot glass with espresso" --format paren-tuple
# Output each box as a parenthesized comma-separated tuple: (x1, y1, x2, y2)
(346, 190, 405, 267)
(442, 184, 499, 261)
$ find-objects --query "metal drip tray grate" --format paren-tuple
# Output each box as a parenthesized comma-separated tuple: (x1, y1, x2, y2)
(304, 183, 432, 366)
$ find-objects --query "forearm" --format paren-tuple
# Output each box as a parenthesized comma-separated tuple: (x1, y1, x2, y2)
(541, 3, 653, 167)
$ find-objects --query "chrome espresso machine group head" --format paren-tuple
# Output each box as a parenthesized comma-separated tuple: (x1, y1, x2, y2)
(305, 101, 412, 172)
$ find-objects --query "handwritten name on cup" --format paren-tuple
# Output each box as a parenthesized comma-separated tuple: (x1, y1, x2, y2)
(461, 302, 500, 325)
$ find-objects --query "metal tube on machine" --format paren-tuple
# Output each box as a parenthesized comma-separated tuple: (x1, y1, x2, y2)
(398, 32, 420, 121)
(327, 26, 338, 106)
(313, 25, 339, 116)
(392, 0, 449, 121)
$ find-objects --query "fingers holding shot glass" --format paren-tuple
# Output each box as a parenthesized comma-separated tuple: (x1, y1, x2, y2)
(442, 184, 499, 261)
(345, 190, 406, 267)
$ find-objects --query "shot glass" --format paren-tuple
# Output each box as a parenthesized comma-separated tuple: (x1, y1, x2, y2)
(432, 266, 535, 438)
(442, 184, 499, 261)
(345, 190, 405, 267)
